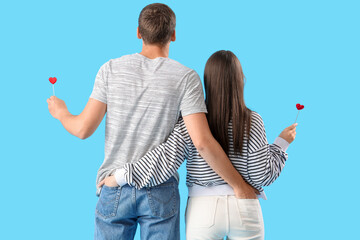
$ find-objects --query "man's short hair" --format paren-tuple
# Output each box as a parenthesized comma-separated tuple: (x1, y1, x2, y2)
(138, 3, 176, 46)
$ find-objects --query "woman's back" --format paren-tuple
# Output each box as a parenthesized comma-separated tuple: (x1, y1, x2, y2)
(186, 111, 289, 198)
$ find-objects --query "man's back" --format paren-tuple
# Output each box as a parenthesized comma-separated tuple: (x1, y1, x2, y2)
(90, 53, 207, 185)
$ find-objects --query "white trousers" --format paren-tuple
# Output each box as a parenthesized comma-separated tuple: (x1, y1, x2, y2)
(185, 196, 264, 240)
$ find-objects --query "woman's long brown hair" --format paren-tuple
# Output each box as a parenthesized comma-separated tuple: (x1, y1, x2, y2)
(204, 50, 251, 155)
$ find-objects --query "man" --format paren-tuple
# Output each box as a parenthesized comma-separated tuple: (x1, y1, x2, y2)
(47, 3, 256, 240)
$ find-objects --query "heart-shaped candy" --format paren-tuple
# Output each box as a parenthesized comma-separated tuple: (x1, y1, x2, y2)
(296, 103, 304, 110)
(49, 77, 57, 84)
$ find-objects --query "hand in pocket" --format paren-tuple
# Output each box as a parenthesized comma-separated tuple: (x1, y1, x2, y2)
(97, 175, 119, 188)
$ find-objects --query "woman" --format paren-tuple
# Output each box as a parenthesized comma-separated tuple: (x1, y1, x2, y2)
(100, 50, 297, 239)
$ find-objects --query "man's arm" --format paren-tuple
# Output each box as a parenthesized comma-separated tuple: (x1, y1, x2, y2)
(183, 113, 258, 199)
(47, 96, 106, 139)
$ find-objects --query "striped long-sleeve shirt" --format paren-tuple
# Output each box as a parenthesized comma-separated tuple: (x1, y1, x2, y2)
(118, 111, 288, 195)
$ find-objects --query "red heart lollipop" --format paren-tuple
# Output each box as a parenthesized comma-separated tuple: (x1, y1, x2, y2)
(49, 77, 57, 84)
(295, 103, 304, 123)
(296, 103, 304, 110)
(49, 77, 57, 96)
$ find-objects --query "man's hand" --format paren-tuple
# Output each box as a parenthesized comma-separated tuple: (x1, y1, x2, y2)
(233, 182, 259, 199)
(46, 97, 106, 139)
(47, 96, 69, 120)
(97, 175, 119, 188)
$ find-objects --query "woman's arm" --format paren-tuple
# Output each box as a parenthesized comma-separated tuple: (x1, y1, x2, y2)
(247, 112, 295, 187)
(113, 117, 192, 189)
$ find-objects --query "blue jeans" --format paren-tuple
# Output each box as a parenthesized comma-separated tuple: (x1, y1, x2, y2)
(94, 176, 180, 240)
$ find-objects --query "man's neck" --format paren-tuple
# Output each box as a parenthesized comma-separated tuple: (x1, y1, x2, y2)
(139, 43, 170, 59)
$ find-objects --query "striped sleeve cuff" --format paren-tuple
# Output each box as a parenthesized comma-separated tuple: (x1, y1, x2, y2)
(114, 168, 128, 187)
(273, 137, 290, 152)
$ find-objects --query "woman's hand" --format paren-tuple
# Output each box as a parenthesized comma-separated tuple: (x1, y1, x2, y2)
(97, 175, 119, 188)
(279, 123, 298, 144)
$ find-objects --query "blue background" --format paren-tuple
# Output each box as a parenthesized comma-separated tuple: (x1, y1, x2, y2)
(1, 0, 359, 239)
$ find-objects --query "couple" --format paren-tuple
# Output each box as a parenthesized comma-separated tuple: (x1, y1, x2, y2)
(47, 3, 296, 240)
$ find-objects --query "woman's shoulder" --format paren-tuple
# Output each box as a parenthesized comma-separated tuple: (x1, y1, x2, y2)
(250, 111, 264, 126)
(248, 111, 267, 144)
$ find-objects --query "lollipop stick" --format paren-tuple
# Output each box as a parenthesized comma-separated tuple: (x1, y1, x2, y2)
(294, 110, 299, 123)
(53, 85, 55, 96)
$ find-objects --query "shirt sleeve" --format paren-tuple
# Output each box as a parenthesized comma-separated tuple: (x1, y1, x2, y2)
(246, 112, 289, 188)
(117, 118, 192, 189)
(179, 70, 207, 117)
(89, 62, 109, 104)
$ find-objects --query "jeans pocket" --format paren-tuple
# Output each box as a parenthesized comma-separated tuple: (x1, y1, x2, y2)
(235, 199, 263, 231)
(186, 196, 218, 228)
(95, 185, 121, 219)
(147, 181, 179, 218)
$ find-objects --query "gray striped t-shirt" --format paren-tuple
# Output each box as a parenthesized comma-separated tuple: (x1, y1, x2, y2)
(90, 53, 207, 188)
